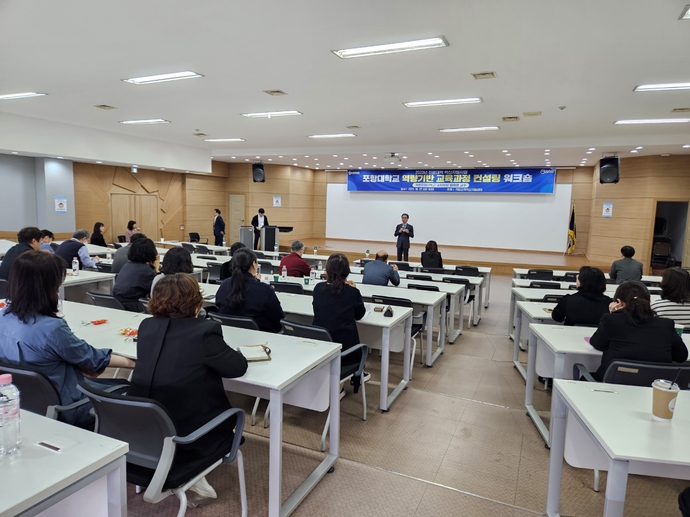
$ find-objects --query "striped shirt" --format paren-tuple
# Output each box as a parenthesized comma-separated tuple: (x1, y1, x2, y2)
(651, 299, 690, 329)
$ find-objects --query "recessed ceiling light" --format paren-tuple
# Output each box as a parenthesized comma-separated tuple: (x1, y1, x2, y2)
(292, 158, 297, 160)
(358, 167, 362, 170)
(0, 92, 46, 100)
(434, 155, 439, 158)
(344, 157, 349, 160)
(631, 150, 638, 153)
(502, 150, 509, 153)
(245, 159, 249, 161)
(160, 167, 165, 170)
(332, 36, 448, 59)
(544, 149, 550, 152)
(57, 157, 64, 159)
(634, 82, 690, 92)
(333, 155, 338, 157)
(364, 162, 369, 165)
(204, 138, 245, 142)
(326, 165, 331, 167)
(418, 162, 422, 164)
(477, 160, 482, 163)
(510, 159, 515, 162)
(278, 155, 283, 158)
(308, 133, 356, 139)
(119, 118, 170, 124)
(372, 156, 377, 159)
(255, 156, 261, 159)
(362, 154, 367, 156)
(679, 5, 690, 19)
(468, 154, 474, 157)
(588, 148, 596, 151)
(544, 153, 550, 156)
(514, 164, 520, 167)
(122, 71, 202, 85)
(506, 154, 512, 156)
(268, 158, 273, 161)
(447, 161, 452, 164)
(11, 151, 18, 154)
(586, 151, 592, 154)
(231, 156, 236, 159)
(463, 151, 470, 154)
(683, 144, 690, 148)
(439, 126, 499, 132)
(402, 156, 408, 159)
(662, 153, 671, 157)
(241, 110, 302, 118)
(403, 97, 481, 108)
(424, 164, 429, 166)
(339, 163, 344, 165)
(96, 160, 102, 164)
(304, 155, 309, 157)
(615, 118, 690, 124)
(635, 146, 643, 150)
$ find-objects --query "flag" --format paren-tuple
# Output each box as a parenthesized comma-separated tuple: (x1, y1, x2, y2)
(566, 205, 576, 254)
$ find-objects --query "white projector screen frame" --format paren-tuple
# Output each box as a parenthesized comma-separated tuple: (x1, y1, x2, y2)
(326, 183, 572, 252)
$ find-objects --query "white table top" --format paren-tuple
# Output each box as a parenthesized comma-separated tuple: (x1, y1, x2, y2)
(155, 241, 229, 253)
(511, 286, 655, 301)
(529, 323, 599, 355)
(355, 257, 491, 274)
(0, 239, 17, 257)
(512, 278, 620, 292)
(513, 268, 662, 284)
(0, 410, 127, 517)
(63, 270, 116, 287)
(347, 273, 464, 296)
(554, 380, 690, 465)
(516, 301, 557, 319)
(347, 266, 483, 287)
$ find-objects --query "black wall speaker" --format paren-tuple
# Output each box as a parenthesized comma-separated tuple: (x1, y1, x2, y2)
(599, 157, 620, 184)
(252, 163, 265, 183)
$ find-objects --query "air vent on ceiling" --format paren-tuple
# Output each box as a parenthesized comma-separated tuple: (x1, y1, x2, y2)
(671, 107, 690, 112)
(193, 132, 208, 137)
(523, 111, 542, 117)
(471, 71, 497, 80)
(94, 104, 117, 110)
(263, 89, 287, 96)
(502, 116, 520, 122)
(346, 125, 360, 129)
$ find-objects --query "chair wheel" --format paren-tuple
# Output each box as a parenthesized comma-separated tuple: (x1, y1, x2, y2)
(382, 409, 389, 413)
(403, 386, 408, 390)
(526, 412, 529, 417)
(327, 467, 335, 474)
(426, 365, 433, 368)
(545, 444, 550, 450)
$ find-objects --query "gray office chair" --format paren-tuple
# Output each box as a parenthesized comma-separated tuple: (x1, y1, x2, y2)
(206, 262, 223, 284)
(180, 243, 195, 254)
(407, 274, 432, 281)
(138, 298, 151, 315)
(95, 262, 112, 273)
(257, 260, 273, 274)
(574, 360, 690, 493)
(254, 251, 266, 259)
(529, 281, 561, 289)
(280, 320, 368, 451)
(390, 261, 412, 271)
(195, 244, 210, 255)
(111, 242, 123, 249)
(442, 277, 475, 326)
(207, 312, 260, 330)
(87, 291, 126, 311)
(117, 235, 126, 243)
(454, 266, 479, 277)
(421, 267, 444, 274)
(371, 294, 427, 375)
(50, 242, 59, 251)
(527, 269, 554, 281)
(563, 272, 578, 282)
(196, 255, 217, 261)
(77, 383, 247, 517)
(0, 279, 7, 299)
(188, 232, 208, 244)
(270, 281, 304, 295)
(542, 294, 564, 303)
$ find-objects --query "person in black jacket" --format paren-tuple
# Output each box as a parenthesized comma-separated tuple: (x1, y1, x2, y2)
(90, 222, 107, 247)
(250, 208, 268, 250)
(393, 213, 414, 261)
(213, 208, 225, 246)
(589, 280, 688, 381)
(128, 273, 247, 501)
(215, 248, 284, 332)
(421, 240, 443, 269)
(551, 266, 611, 326)
(0, 227, 43, 280)
(113, 238, 159, 311)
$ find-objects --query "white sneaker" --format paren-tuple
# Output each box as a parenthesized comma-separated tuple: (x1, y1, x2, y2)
(188, 476, 217, 499)
(361, 371, 371, 383)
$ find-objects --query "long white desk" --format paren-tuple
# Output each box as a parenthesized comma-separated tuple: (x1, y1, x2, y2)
(513, 267, 662, 286)
(0, 238, 15, 258)
(0, 411, 127, 517)
(61, 270, 116, 303)
(63, 300, 341, 517)
(547, 381, 690, 517)
(154, 240, 230, 255)
(512, 301, 558, 380)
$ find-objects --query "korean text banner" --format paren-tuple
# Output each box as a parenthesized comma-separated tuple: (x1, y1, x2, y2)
(347, 168, 556, 194)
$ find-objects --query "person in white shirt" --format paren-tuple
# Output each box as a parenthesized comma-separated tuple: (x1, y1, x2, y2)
(651, 267, 690, 330)
(250, 208, 268, 250)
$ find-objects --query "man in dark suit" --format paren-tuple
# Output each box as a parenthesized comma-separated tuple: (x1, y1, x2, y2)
(250, 208, 268, 250)
(394, 213, 414, 261)
(0, 227, 43, 280)
(213, 208, 225, 246)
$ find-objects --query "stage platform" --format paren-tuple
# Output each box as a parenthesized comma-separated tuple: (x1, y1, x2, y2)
(304, 239, 590, 276)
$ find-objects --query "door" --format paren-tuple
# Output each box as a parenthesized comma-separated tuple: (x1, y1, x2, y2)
(111, 194, 136, 241)
(228, 194, 245, 243)
(136, 195, 160, 240)
(111, 194, 159, 241)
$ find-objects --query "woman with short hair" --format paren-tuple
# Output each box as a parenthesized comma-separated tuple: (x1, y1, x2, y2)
(113, 238, 159, 311)
(551, 266, 611, 326)
(0, 251, 135, 428)
(151, 247, 194, 295)
(128, 273, 247, 501)
(589, 281, 687, 381)
(651, 267, 690, 330)
(90, 222, 107, 247)
(215, 248, 284, 332)
(421, 240, 443, 269)
(124, 220, 138, 242)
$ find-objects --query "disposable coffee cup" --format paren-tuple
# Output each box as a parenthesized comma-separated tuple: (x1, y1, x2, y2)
(652, 379, 680, 420)
(273, 275, 279, 282)
(675, 324, 684, 337)
(303, 278, 309, 286)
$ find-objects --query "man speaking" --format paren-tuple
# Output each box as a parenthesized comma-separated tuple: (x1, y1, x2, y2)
(394, 213, 414, 261)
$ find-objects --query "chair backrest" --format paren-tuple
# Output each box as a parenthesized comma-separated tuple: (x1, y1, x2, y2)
(77, 382, 176, 469)
(180, 243, 195, 254)
(527, 269, 554, 280)
(359, 258, 373, 265)
(196, 245, 210, 255)
(542, 294, 564, 303)
(602, 360, 690, 390)
(207, 312, 260, 330)
(563, 272, 578, 282)
(258, 260, 273, 273)
(138, 298, 151, 314)
(371, 294, 412, 308)
(0, 362, 60, 416)
(220, 261, 232, 280)
(189, 232, 201, 243)
(271, 281, 304, 294)
(407, 274, 432, 281)
(206, 262, 223, 284)
(568, 284, 578, 290)
(529, 281, 561, 289)
(0, 279, 7, 299)
(390, 261, 412, 271)
(196, 255, 217, 260)
(280, 320, 333, 341)
(421, 267, 444, 274)
(87, 291, 126, 310)
(442, 276, 469, 286)
(111, 242, 122, 249)
(652, 242, 672, 257)
(254, 251, 265, 259)
(407, 283, 439, 292)
(117, 235, 126, 243)
(50, 242, 59, 251)
(278, 253, 288, 259)
(96, 262, 112, 273)
(455, 266, 479, 277)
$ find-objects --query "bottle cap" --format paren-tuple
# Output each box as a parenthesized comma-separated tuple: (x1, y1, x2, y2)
(0, 373, 12, 384)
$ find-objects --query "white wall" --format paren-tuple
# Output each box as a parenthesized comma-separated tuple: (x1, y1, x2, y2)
(0, 154, 38, 231)
(35, 158, 76, 233)
(326, 183, 573, 253)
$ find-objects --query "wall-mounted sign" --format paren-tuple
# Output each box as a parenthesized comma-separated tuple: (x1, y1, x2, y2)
(347, 168, 556, 194)
(54, 196, 67, 213)
(273, 195, 282, 208)
(179, 224, 185, 231)
(602, 202, 613, 218)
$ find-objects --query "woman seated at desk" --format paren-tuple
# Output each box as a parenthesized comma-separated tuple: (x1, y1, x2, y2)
(651, 267, 690, 330)
(151, 247, 194, 295)
(421, 240, 443, 269)
(589, 280, 687, 381)
(129, 273, 247, 501)
(215, 248, 284, 332)
(113, 237, 159, 311)
(90, 221, 107, 247)
(0, 251, 135, 428)
(551, 266, 611, 326)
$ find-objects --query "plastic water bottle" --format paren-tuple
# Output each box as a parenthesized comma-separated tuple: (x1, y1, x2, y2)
(274, 243, 278, 254)
(71, 257, 79, 276)
(281, 265, 287, 280)
(257, 263, 262, 275)
(365, 249, 370, 258)
(0, 374, 21, 457)
(313, 246, 317, 256)
(317, 260, 323, 271)
(310, 268, 316, 281)
(222, 237, 226, 247)
(56, 295, 64, 318)
(106, 248, 112, 260)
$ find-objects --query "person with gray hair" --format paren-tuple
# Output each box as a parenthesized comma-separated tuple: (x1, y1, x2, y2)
(55, 229, 100, 270)
(279, 239, 311, 277)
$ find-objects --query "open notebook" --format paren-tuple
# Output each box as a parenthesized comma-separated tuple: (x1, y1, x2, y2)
(238, 344, 272, 362)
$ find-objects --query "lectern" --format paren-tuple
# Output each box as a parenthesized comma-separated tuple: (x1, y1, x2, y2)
(239, 226, 254, 250)
(261, 226, 279, 252)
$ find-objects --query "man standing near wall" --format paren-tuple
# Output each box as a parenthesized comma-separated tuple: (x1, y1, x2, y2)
(394, 213, 414, 261)
(610, 245, 644, 283)
(213, 208, 225, 246)
(251, 208, 268, 250)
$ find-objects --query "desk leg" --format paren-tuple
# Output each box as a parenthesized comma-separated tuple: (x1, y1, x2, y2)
(380, 327, 391, 411)
(513, 306, 526, 381)
(380, 317, 411, 411)
(449, 293, 461, 342)
(268, 388, 284, 517)
(603, 460, 629, 517)
(107, 455, 127, 517)
(328, 355, 341, 458)
(525, 329, 549, 444)
(546, 387, 567, 517)
(457, 293, 464, 337)
(508, 291, 517, 337)
(428, 298, 447, 365)
(425, 303, 435, 366)
(473, 285, 482, 326)
(484, 272, 491, 308)
(447, 295, 456, 343)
